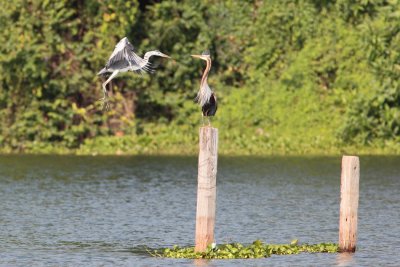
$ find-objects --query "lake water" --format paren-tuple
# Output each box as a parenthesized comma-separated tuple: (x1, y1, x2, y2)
(0, 155, 399, 266)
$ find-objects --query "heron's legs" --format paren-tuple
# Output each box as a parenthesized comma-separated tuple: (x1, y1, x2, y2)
(100, 70, 119, 110)
(201, 115, 211, 127)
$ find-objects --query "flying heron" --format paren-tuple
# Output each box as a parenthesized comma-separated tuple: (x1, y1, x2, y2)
(191, 50, 217, 125)
(97, 37, 170, 109)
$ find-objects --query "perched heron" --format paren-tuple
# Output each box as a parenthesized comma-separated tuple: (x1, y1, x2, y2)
(97, 37, 170, 109)
(191, 50, 217, 125)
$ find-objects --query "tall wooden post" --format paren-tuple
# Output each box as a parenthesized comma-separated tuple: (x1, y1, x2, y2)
(339, 155, 360, 252)
(195, 127, 218, 252)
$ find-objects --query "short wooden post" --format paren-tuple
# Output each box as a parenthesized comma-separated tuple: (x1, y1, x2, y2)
(339, 155, 360, 252)
(195, 127, 218, 252)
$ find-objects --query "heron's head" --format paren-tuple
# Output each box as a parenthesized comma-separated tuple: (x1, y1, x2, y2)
(191, 50, 211, 61)
(153, 50, 171, 58)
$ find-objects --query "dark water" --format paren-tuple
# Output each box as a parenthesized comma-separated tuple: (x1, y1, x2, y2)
(0, 155, 399, 266)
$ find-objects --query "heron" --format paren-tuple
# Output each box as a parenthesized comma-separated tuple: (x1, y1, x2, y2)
(97, 37, 170, 109)
(191, 50, 217, 126)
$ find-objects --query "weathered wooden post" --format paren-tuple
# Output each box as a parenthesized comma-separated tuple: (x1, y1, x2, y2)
(195, 126, 218, 252)
(339, 155, 360, 252)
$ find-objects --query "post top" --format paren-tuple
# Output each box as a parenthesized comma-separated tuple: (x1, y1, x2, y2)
(199, 126, 218, 131)
(342, 155, 359, 159)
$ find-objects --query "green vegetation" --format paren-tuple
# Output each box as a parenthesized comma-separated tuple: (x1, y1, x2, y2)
(151, 240, 338, 259)
(1, 0, 400, 155)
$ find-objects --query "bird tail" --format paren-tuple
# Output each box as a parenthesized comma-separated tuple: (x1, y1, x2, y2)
(97, 68, 108, 76)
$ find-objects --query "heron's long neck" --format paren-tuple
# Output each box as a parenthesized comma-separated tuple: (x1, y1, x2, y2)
(197, 58, 212, 106)
(141, 51, 156, 67)
(200, 58, 211, 90)
(144, 51, 159, 62)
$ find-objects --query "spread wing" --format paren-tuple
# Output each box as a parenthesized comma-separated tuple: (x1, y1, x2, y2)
(105, 39, 146, 70)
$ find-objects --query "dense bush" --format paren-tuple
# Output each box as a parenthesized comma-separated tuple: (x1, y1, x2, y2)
(1, 0, 400, 154)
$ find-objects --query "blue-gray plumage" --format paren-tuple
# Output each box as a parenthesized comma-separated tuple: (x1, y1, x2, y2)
(98, 37, 170, 109)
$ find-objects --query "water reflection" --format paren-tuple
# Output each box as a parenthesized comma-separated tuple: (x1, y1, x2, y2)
(193, 259, 211, 266)
(336, 252, 355, 266)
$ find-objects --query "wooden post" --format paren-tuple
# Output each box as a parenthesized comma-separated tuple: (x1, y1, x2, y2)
(195, 127, 218, 252)
(339, 155, 360, 252)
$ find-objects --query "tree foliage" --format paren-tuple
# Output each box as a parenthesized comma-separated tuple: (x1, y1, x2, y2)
(1, 0, 400, 154)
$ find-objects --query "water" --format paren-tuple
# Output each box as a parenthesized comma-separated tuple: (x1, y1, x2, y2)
(0, 155, 399, 266)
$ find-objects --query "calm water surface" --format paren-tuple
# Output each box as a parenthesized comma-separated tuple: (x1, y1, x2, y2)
(0, 155, 399, 266)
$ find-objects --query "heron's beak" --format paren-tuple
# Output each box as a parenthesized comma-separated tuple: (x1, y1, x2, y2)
(191, 55, 202, 59)
(160, 52, 171, 59)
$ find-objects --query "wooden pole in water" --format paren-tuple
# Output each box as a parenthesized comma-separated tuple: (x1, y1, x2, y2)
(339, 155, 360, 252)
(195, 126, 218, 252)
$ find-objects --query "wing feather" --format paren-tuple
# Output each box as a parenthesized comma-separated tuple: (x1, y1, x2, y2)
(124, 43, 146, 67)
(105, 40, 144, 69)
(104, 38, 154, 74)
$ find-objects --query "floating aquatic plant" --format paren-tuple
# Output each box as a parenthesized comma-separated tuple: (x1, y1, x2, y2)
(150, 240, 338, 259)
